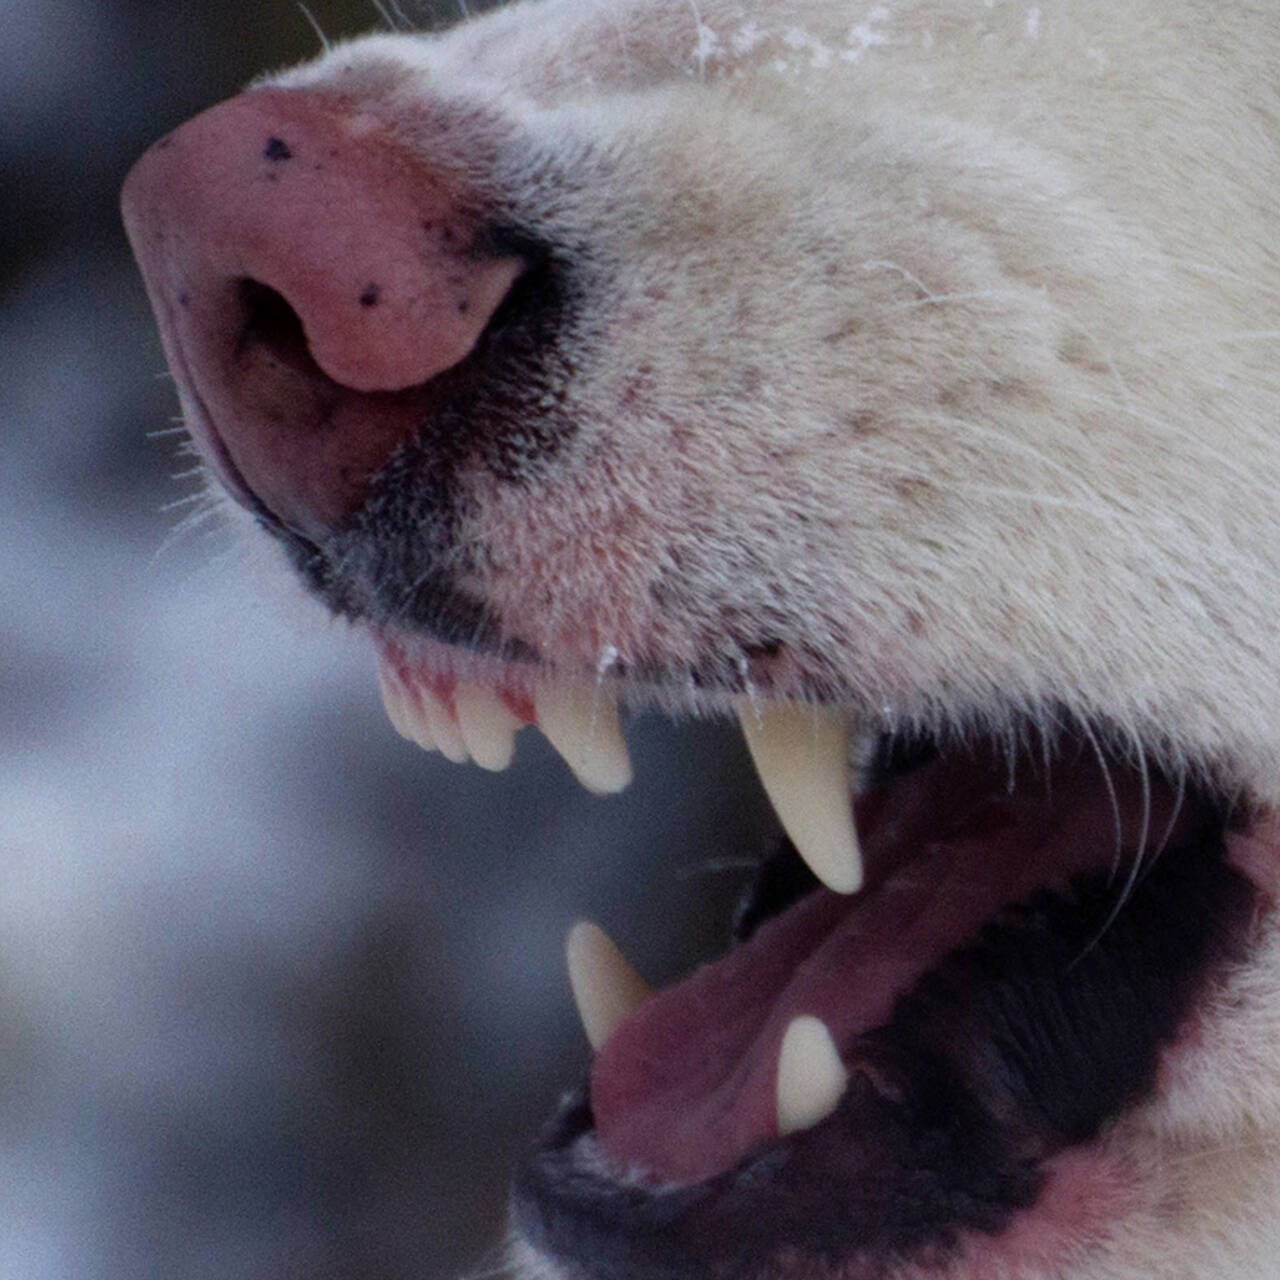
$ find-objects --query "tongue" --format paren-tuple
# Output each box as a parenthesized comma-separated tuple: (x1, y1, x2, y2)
(590, 748, 1189, 1185)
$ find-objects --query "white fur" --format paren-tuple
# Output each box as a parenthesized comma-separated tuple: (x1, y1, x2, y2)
(274, 0, 1280, 797)
(264, 3, 1280, 1275)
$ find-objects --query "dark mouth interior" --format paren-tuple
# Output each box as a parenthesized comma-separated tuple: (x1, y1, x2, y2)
(175, 261, 1270, 1261)
(516, 725, 1254, 1278)
(235, 278, 313, 373)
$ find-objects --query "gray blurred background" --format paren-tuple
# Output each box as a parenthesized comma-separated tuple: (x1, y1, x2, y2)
(1, 1, 775, 1276)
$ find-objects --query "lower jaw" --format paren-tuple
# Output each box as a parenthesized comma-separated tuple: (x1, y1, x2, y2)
(512, 738, 1263, 1279)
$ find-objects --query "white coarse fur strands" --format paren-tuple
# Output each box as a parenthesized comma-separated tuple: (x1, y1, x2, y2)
(269, 0, 1280, 805)
(127, 0, 1280, 1277)
(270, 3, 1280, 1277)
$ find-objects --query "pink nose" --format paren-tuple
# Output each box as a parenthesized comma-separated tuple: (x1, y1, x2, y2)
(121, 88, 525, 531)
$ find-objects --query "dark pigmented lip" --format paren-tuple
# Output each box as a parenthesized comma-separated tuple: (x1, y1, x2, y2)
(516, 1059, 1040, 1280)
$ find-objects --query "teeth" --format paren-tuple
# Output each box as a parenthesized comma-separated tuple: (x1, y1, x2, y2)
(565, 920, 651, 1051)
(738, 703, 864, 894)
(374, 660, 474, 763)
(776, 1015, 849, 1137)
(376, 662, 415, 741)
(378, 665, 632, 785)
(454, 682, 523, 771)
(534, 685, 633, 795)
(415, 684, 470, 765)
(376, 661, 437, 752)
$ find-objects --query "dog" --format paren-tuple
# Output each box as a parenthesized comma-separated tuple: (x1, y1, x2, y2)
(122, 1, 1280, 1275)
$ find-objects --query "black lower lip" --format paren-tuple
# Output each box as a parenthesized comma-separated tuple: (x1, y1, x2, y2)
(514, 801, 1250, 1280)
(513, 1067, 1041, 1280)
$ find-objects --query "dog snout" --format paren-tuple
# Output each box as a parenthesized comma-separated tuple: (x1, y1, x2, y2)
(121, 87, 525, 531)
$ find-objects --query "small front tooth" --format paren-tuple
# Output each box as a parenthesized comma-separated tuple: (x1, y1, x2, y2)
(454, 682, 522, 771)
(565, 920, 651, 1051)
(416, 685, 470, 765)
(377, 662, 437, 752)
(376, 662, 413, 739)
(738, 703, 863, 894)
(534, 685, 633, 795)
(776, 1015, 849, 1137)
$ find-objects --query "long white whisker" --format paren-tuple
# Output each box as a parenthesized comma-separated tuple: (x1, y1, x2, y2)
(904, 411, 1101, 496)
(1079, 719, 1124, 877)
(296, 2, 331, 52)
(945, 482, 1126, 521)
(1138, 329, 1280, 355)
(872, 287, 1028, 316)
(860, 258, 937, 299)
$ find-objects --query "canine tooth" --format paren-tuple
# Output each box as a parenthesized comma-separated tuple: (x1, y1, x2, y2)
(454, 682, 522, 771)
(377, 662, 437, 752)
(565, 920, 651, 1051)
(738, 703, 864, 894)
(416, 685, 470, 765)
(776, 1015, 849, 1137)
(534, 685, 633, 795)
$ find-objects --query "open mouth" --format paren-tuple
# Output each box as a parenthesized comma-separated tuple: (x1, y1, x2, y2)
(121, 83, 1275, 1276)
(373, 633, 1259, 1277)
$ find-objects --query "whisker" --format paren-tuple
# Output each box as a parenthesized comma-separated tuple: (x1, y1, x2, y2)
(158, 489, 217, 514)
(860, 258, 937, 299)
(903, 410, 1101, 495)
(1138, 329, 1280, 355)
(296, 2, 331, 51)
(872, 287, 1027, 316)
(152, 499, 230, 563)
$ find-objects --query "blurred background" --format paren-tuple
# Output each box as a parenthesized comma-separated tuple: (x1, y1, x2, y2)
(1, 1, 775, 1276)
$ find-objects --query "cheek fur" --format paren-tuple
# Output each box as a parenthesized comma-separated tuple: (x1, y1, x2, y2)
(123, 3, 1280, 1279)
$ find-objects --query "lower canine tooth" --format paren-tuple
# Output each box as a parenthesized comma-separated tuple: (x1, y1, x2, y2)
(454, 683, 522, 771)
(377, 662, 437, 752)
(534, 685, 632, 795)
(738, 703, 864, 894)
(776, 1015, 849, 1137)
(565, 920, 651, 1051)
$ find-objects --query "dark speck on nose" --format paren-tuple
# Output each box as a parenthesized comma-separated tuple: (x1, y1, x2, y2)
(359, 284, 381, 308)
(263, 137, 294, 162)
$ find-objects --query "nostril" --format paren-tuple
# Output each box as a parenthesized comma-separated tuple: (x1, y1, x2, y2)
(235, 279, 317, 379)
(122, 86, 529, 531)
